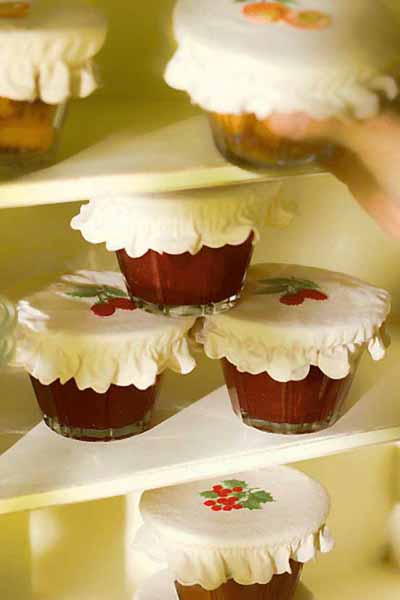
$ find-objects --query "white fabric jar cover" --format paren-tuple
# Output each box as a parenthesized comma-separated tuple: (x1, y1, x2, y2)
(165, 0, 400, 119)
(196, 263, 391, 382)
(0, 0, 107, 104)
(71, 182, 292, 257)
(136, 466, 334, 590)
(15, 271, 197, 393)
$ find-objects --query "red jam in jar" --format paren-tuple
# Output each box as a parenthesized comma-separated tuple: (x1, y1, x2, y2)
(175, 561, 302, 600)
(30, 376, 161, 442)
(222, 359, 356, 434)
(116, 234, 254, 317)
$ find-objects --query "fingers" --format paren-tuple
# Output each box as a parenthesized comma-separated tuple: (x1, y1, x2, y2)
(267, 112, 348, 144)
(323, 149, 400, 240)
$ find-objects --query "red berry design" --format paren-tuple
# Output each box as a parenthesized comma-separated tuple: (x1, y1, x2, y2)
(226, 497, 237, 505)
(280, 292, 305, 306)
(91, 303, 116, 317)
(201, 480, 274, 512)
(301, 289, 328, 301)
(108, 298, 136, 311)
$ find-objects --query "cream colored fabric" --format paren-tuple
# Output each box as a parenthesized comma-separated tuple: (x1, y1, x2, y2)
(0, 0, 107, 103)
(15, 271, 196, 392)
(71, 183, 284, 257)
(166, 0, 400, 119)
(137, 466, 334, 590)
(196, 263, 391, 382)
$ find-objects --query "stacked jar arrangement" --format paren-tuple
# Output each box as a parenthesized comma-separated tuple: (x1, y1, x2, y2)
(2, 2, 399, 599)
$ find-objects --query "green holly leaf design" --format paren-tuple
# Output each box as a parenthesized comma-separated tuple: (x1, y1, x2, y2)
(241, 496, 263, 510)
(223, 480, 248, 489)
(251, 490, 274, 503)
(255, 285, 288, 295)
(66, 284, 128, 301)
(256, 277, 322, 297)
(200, 491, 219, 499)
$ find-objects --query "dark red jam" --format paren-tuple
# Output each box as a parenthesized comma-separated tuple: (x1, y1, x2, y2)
(176, 561, 302, 600)
(30, 376, 161, 442)
(116, 234, 254, 315)
(222, 359, 355, 434)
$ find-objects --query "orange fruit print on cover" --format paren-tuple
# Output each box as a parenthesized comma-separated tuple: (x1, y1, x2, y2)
(239, 1, 332, 30)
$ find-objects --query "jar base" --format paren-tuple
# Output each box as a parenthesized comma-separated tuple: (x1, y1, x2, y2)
(213, 136, 335, 172)
(242, 412, 341, 435)
(42, 410, 152, 442)
(131, 292, 241, 318)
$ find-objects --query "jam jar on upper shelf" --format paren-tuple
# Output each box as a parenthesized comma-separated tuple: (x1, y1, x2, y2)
(15, 270, 197, 442)
(196, 262, 391, 434)
(164, 0, 400, 170)
(71, 182, 287, 317)
(0, 0, 107, 173)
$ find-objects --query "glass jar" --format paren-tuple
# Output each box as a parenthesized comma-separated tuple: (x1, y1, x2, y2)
(117, 234, 254, 317)
(222, 359, 358, 434)
(30, 376, 162, 442)
(209, 112, 334, 171)
(0, 98, 67, 173)
(175, 561, 302, 600)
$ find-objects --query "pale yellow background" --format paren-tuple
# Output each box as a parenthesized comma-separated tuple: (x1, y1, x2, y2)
(0, 1, 399, 598)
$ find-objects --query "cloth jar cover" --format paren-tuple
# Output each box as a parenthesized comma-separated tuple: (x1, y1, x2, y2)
(15, 271, 197, 393)
(0, 0, 107, 104)
(136, 466, 334, 590)
(196, 263, 391, 382)
(70, 182, 291, 258)
(165, 0, 400, 119)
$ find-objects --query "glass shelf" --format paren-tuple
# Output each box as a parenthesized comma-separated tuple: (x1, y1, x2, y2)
(0, 97, 325, 210)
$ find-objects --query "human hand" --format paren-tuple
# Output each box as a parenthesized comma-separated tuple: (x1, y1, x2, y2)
(268, 110, 400, 239)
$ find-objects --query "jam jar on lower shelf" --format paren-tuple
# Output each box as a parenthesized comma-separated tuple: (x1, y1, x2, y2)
(0, 0, 107, 172)
(137, 466, 334, 599)
(196, 262, 391, 434)
(15, 270, 197, 442)
(71, 182, 283, 317)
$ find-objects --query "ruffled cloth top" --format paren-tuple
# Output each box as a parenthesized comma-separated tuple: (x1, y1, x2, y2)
(137, 466, 334, 590)
(71, 183, 287, 257)
(0, 0, 107, 104)
(196, 263, 391, 382)
(0, 295, 16, 367)
(165, 0, 400, 119)
(15, 271, 197, 392)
